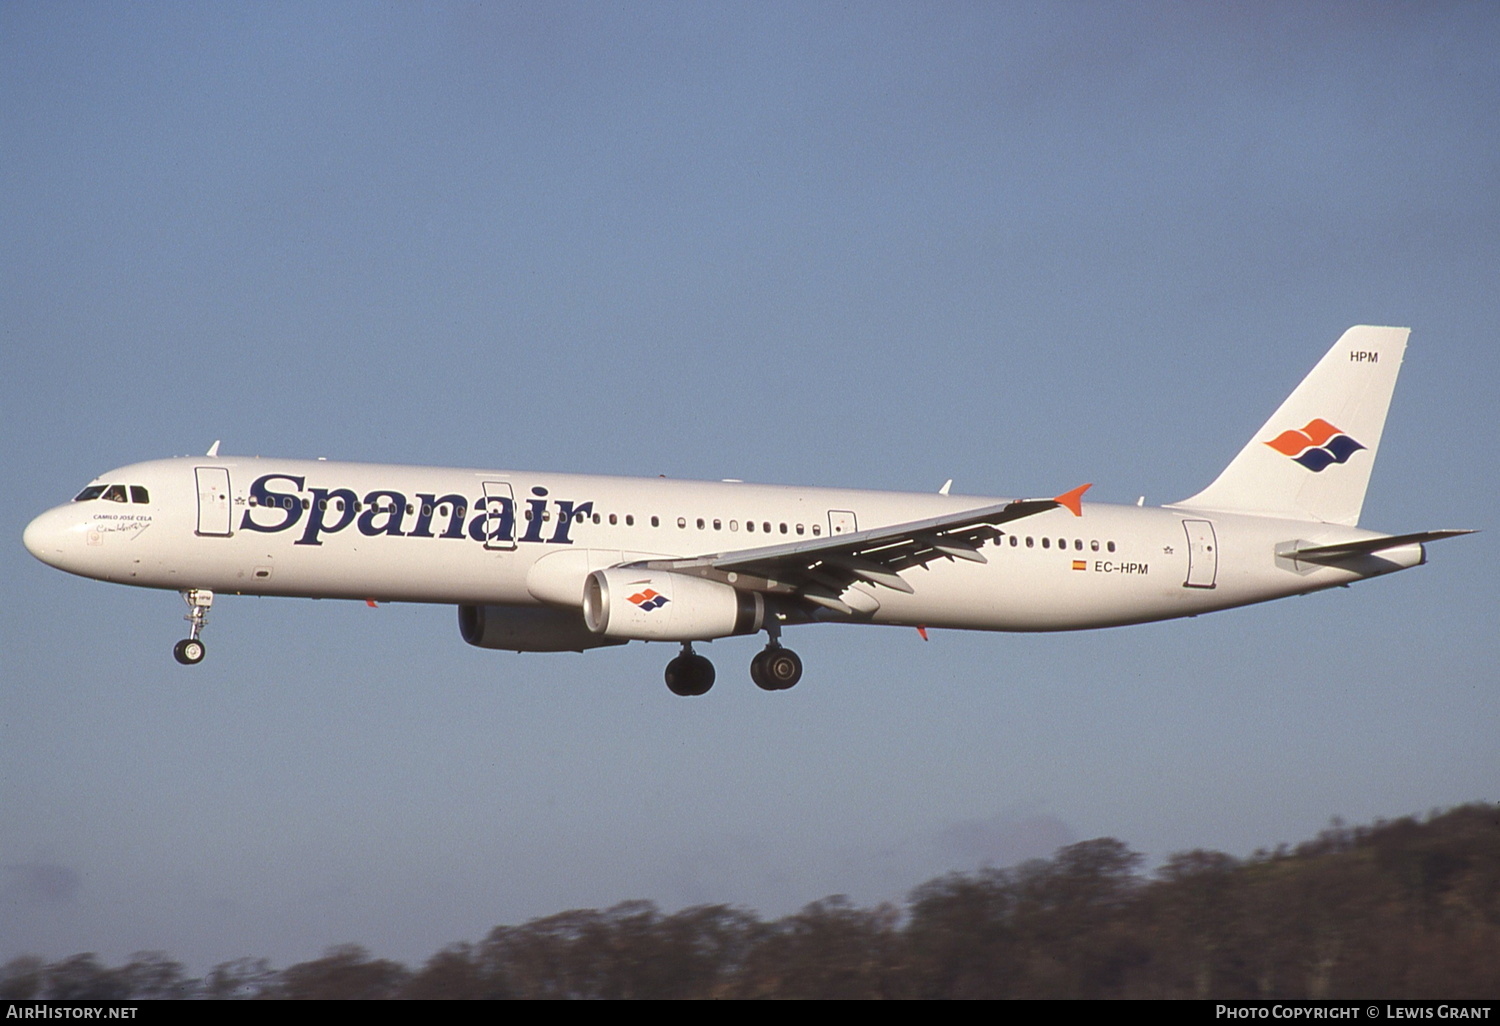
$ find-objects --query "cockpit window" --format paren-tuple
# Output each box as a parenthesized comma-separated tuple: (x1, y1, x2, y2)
(73, 483, 147, 502)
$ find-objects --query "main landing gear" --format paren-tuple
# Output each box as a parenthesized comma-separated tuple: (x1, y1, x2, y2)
(750, 620, 801, 692)
(750, 643, 802, 691)
(662, 630, 804, 696)
(173, 588, 213, 665)
(665, 642, 715, 696)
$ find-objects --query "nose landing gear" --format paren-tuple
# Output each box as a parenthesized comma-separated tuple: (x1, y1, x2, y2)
(173, 589, 213, 665)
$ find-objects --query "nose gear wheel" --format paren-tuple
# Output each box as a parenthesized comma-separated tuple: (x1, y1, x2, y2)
(174, 589, 213, 665)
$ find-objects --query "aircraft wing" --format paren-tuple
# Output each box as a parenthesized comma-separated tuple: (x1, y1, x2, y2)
(626, 484, 1090, 615)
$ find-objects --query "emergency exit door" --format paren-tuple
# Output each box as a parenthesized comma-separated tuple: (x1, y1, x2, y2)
(1182, 519, 1218, 589)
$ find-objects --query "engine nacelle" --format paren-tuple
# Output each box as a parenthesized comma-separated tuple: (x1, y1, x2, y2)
(582, 568, 764, 642)
(458, 604, 627, 653)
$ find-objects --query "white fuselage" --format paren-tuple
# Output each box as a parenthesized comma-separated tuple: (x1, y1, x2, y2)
(23, 455, 1423, 635)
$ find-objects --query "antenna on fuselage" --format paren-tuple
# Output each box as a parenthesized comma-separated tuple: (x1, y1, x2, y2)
(206, 440, 221, 457)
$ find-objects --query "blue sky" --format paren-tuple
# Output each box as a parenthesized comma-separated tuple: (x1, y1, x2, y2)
(3, 2, 1497, 971)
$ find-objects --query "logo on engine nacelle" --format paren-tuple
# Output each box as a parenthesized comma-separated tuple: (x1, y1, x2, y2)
(628, 588, 669, 612)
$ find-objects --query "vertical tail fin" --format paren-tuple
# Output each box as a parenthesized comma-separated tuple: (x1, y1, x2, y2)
(1170, 325, 1409, 526)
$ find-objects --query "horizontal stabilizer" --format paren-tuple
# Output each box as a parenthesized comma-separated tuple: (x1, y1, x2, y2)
(1290, 529, 1474, 561)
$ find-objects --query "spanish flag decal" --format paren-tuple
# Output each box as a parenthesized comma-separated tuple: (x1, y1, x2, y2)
(1072, 560, 1087, 571)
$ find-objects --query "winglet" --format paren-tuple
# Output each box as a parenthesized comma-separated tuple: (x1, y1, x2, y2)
(1053, 483, 1092, 517)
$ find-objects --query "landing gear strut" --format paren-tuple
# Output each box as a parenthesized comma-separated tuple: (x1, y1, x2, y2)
(173, 588, 213, 665)
(664, 642, 715, 696)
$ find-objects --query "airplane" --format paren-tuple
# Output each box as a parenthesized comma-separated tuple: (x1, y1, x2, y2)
(23, 325, 1471, 696)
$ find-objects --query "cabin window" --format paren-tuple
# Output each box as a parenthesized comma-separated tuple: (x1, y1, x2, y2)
(102, 485, 127, 503)
(796, 524, 804, 535)
(730, 520, 738, 531)
(626, 515, 635, 526)
(1042, 537, 1050, 549)
(130, 486, 149, 504)
(651, 516, 660, 527)
(779, 523, 788, 534)
(696, 518, 705, 530)
(713, 519, 721, 530)
(1107, 541, 1116, 553)
(763, 522, 771, 533)
(609, 513, 618, 526)
(1091, 540, 1099, 552)
(812, 524, 821, 536)
(677, 517, 686, 529)
(1026, 536, 1034, 548)
(73, 486, 107, 502)
(1010, 535, 1018, 546)
(746, 521, 755, 533)
(1074, 539, 1083, 550)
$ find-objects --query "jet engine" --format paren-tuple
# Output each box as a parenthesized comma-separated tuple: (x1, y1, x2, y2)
(458, 604, 626, 653)
(582, 568, 764, 641)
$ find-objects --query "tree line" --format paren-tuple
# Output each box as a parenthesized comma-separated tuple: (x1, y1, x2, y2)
(4, 804, 1496, 999)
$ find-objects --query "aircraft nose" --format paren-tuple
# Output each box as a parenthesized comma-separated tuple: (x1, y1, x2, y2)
(23, 506, 74, 568)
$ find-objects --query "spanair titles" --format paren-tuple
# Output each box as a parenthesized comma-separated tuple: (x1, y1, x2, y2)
(240, 474, 592, 547)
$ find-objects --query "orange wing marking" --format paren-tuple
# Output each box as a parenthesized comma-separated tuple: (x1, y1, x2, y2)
(1053, 483, 1092, 518)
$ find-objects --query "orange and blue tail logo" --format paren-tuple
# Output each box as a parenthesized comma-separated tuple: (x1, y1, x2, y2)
(1264, 418, 1366, 472)
(628, 588, 669, 611)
